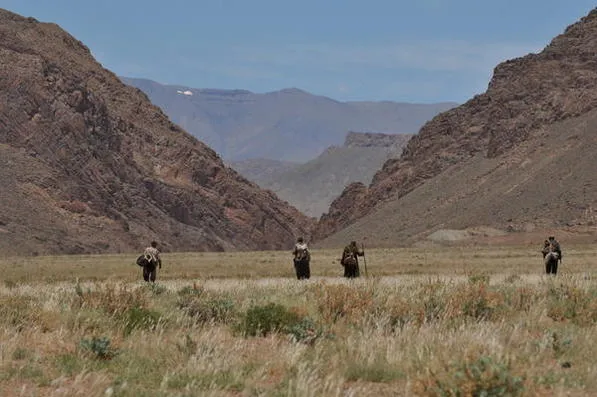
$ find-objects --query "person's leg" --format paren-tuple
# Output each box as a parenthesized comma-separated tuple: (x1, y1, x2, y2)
(294, 259, 301, 280)
(346, 264, 355, 278)
(299, 260, 308, 279)
(305, 261, 310, 279)
(150, 266, 156, 282)
(549, 258, 557, 274)
(143, 266, 150, 282)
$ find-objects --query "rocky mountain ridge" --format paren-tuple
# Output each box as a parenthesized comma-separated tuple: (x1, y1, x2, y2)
(0, 8, 312, 255)
(316, 7, 597, 240)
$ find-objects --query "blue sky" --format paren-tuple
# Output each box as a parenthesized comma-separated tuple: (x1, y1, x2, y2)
(2, 1, 596, 103)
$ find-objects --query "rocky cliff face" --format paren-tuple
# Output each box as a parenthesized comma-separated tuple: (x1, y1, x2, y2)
(0, 9, 313, 255)
(316, 8, 597, 239)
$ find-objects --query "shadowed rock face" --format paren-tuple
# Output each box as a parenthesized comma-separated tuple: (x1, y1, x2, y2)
(0, 9, 313, 255)
(315, 8, 597, 240)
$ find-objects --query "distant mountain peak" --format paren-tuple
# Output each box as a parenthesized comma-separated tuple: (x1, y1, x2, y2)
(123, 77, 456, 163)
(277, 87, 309, 95)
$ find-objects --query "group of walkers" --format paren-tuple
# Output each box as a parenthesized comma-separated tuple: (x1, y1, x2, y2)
(135, 235, 564, 283)
(291, 235, 565, 280)
(291, 237, 365, 280)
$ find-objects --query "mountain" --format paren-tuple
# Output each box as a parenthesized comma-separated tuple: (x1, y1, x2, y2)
(228, 159, 300, 184)
(316, 7, 597, 245)
(122, 77, 456, 162)
(0, 9, 313, 256)
(231, 132, 413, 217)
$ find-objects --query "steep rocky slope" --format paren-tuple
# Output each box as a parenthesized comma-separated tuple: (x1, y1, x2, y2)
(231, 132, 412, 217)
(123, 77, 455, 162)
(0, 9, 313, 255)
(319, 108, 597, 247)
(316, 7, 597, 241)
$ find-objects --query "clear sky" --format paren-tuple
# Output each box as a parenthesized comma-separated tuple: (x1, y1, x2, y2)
(2, 1, 596, 103)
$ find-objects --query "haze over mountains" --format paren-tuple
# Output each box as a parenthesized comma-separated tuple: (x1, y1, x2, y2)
(232, 132, 413, 217)
(316, 7, 597, 247)
(122, 78, 447, 218)
(122, 77, 456, 162)
(0, 9, 312, 255)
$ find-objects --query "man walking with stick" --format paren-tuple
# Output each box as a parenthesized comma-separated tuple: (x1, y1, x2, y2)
(341, 241, 365, 278)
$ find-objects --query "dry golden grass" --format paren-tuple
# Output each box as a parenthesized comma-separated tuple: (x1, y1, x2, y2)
(1, 245, 597, 396)
(2, 244, 596, 283)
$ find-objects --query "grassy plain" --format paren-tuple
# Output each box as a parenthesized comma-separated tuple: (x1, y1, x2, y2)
(1, 245, 597, 396)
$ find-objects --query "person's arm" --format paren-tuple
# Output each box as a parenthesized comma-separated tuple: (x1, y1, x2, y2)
(341, 248, 348, 264)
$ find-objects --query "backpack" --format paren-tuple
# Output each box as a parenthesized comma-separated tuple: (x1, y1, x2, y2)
(342, 252, 357, 267)
(295, 244, 310, 262)
(136, 255, 149, 267)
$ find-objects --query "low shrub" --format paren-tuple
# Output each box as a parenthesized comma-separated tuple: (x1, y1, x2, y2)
(311, 283, 374, 324)
(177, 295, 236, 325)
(345, 359, 404, 383)
(73, 283, 147, 316)
(546, 284, 597, 325)
(415, 355, 525, 396)
(286, 317, 325, 344)
(236, 302, 301, 337)
(123, 307, 163, 336)
(468, 273, 491, 285)
(146, 283, 167, 296)
(0, 295, 40, 330)
(446, 283, 504, 321)
(79, 336, 118, 360)
(177, 283, 204, 297)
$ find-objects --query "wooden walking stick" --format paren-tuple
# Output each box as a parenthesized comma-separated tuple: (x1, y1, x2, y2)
(361, 242, 368, 277)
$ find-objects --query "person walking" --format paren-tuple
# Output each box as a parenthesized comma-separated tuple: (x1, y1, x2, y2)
(341, 241, 364, 278)
(292, 237, 311, 280)
(139, 241, 162, 282)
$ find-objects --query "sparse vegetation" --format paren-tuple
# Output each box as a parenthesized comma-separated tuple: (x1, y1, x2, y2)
(1, 246, 597, 395)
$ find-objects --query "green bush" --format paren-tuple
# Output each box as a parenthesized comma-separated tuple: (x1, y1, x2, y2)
(468, 273, 491, 285)
(79, 336, 118, 360)
(123, 307, 163, 336)
(416, 356, 525, 396)
(236, 303, 301, 337)
(546, 285, 597, 325)
(286, 317, 325, 344)
(345, 359, 404, 383)
(146, 283, 167, 296)
(0, 295, 39, 330)
(177, 284, 204, 297)
(178, 296, 236, 325)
